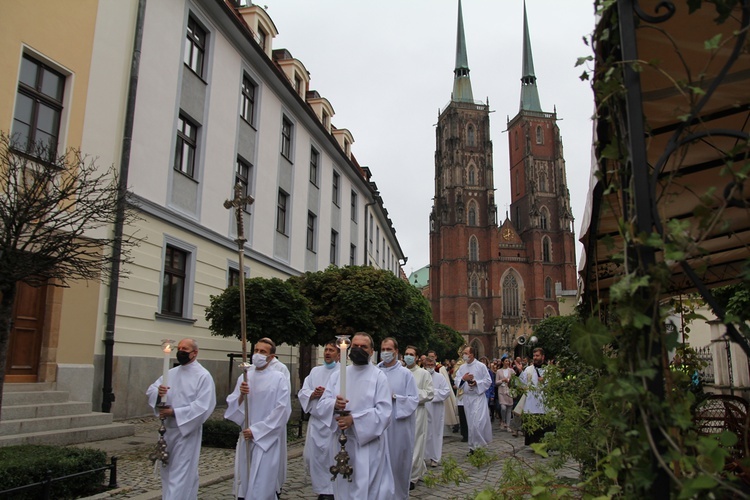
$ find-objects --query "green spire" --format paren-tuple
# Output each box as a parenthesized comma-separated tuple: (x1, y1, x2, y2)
(452, 0, 474, 103)
(519, 1, 542, 112)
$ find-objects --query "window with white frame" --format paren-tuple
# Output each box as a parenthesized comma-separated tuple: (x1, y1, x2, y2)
(12, 54, 65, 161)
(257, 26, 267, 50)
(281, 117, 293, 159)
(350, 244, 356, 266)
(330, 230, 338, 265)
(276, 190, 289, 235)
(184, 16, 206, 77)
(350, 190, 357, 222)
(162, 245, 188, 316)
(235, 157, 252, 211)
(306, 212, 316, 252)
(175, 113, 198, 178)
(241, 74, 256, 125)
(309, 147, 319, 186)
(332, 171, 340, 206)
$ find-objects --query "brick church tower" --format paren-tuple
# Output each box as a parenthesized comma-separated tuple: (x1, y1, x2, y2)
(429, 1, 577, 358)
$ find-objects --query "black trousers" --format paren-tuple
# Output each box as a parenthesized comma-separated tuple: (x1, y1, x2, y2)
(458, 405, 468, 440)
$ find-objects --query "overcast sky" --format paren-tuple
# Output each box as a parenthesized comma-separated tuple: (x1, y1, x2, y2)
(263, 0, 597, 275)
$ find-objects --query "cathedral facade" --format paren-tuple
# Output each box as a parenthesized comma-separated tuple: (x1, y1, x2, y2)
(429, 1, 577, 358)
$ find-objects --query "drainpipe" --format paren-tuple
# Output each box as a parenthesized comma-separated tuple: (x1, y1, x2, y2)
(102, 0, 146, 413)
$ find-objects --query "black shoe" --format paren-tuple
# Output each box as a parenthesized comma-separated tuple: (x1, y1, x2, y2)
(410, 482, 416, 491)
(468, 449, 475, 456)
(317, 496, 334, 500)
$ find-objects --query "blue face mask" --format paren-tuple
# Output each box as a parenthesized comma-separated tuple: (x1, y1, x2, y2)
(324, 360, 336, 369)
(381, 351, 395, 364)
(404, 355, 416, 367)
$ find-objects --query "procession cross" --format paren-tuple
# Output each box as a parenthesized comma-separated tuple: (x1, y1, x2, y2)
(224, 183, 255, 480)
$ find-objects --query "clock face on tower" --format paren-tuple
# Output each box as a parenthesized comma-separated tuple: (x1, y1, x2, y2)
(503, 228, 512, 240)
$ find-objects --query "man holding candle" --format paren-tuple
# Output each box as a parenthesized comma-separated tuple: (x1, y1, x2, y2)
(378, 337, 419, 497)
(225, 337, 291, 500)
(146, 338, 216, 500)
(298, 340, 339, 500)
(314, 332, 395, 499)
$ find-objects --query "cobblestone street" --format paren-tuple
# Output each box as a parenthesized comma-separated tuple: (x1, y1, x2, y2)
(82, 411, 579, 500)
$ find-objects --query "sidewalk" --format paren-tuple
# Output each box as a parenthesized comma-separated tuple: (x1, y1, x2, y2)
(80, 415, 579, 499)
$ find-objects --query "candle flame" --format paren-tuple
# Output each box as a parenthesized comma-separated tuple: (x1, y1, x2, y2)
(163, 344, 172, 354)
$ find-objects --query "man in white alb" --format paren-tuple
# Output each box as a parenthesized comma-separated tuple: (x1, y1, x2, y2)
(225, 337, 291, 500)
(146, 338, 216, 500)
(424, 356, 451, 467)
(378, 337, 418, 497)
(404, 345, 433, 489)
(454, 346, 492, 454)
(314, 332, 395, 499)
(298, 341, 339, 500)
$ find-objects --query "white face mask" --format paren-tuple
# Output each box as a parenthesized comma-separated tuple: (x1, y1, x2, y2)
(427, 368, 435, 374)
(404, 355, 416, 367)
(381, 351, 395, 364)
(252, 353, 268, 368)
(462, 355, 470, 362)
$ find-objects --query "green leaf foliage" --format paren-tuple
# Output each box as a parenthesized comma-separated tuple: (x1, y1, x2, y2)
(430, 323, 465, 361)
(205, 277, 315, 346)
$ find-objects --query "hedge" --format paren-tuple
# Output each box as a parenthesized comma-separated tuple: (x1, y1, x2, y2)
(0, 445, 107, 499)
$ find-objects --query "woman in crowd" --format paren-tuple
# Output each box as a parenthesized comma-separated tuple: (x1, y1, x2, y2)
(495, 355, 515, 431)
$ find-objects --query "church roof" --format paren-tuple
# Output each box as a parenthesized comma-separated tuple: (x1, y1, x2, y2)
(519, 1, 542, 112)
(452, 0, 474, 103)
(408, 265, 430, 289)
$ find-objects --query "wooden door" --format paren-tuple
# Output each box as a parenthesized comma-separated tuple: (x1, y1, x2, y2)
(5, 282, 47, 382)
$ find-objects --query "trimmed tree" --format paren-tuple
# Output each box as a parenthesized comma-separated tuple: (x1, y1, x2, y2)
(205, 277, 315, 346)
(0, 132, 140, 416)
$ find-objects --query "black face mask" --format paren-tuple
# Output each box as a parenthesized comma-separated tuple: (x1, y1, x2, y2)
(349, 347, 370, 366)
(176, 350, 192, 365)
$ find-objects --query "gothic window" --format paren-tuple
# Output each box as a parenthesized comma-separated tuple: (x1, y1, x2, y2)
(539, 170, 547, 192)
(468, 167, 476, 185)
(544, 306, 556, 318)
(540, 207, 549, 230)
(536, 125, 543, 144)
(545, 277, 552, 299)
(468, 204, 476, 226)
(468, 125, 475, 146)
(470, 274, 479, 297)
(502, 273, 520, 317)
(543, 236, 551, 262)
(469, 236, 478, 261)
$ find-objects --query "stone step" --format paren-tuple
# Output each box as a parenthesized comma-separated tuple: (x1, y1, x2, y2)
(0, 412, 114, 436)
(2, 382, 55, 392)
(1, 401, 92, 420)
(0, 422, 135, 447)
(2, 390, 69, 406)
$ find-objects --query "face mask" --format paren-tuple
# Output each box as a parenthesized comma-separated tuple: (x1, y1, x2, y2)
(427, 368, 435, 374)
(324, 360, 336, 369)
(176, 350, 192, 365)
(349, 347, 370, 366)
(404, 355, 416, 366)
(462, 355, 470, 363)
(381, 351, 395, 364)
(252, 353, 268, 368)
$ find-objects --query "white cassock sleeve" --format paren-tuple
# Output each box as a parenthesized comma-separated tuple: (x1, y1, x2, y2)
(298, 370, 317, 413)
(225, 373, 247, 427)
(417, 370, 434, 405)
(393, 372, 419, 420)
(473, 366, 492, 395)
(312, 370, 339, 427)
(432, 374, 451, 403)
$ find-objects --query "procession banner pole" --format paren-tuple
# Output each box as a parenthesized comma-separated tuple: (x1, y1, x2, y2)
(224, 184, 255, 486)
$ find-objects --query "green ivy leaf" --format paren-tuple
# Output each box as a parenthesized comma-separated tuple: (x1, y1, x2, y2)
(572, 318, 613, 368)
(576, 55, 593, 67)
(704, 33, 722, 50)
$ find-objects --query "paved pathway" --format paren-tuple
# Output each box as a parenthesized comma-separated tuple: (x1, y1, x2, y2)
(82, 413, 579, 499)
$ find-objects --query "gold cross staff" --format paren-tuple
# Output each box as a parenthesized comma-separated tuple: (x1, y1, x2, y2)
(224, 183, 254, 482)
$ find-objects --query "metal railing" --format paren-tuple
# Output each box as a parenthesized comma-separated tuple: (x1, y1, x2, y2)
(695, 345, 715, 385)
(0, 456, 117, 499)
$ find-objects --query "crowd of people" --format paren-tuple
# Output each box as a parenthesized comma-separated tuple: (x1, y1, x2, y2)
(146, 336, 550, 500)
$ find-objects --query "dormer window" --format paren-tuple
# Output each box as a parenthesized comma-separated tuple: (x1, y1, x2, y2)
(294, 74, 302, 95)
(258, 26, 267, 51)
(322, 110, 330, 130)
